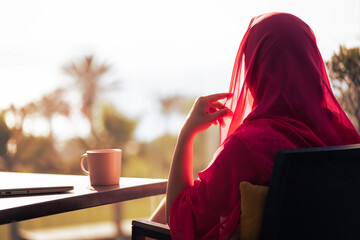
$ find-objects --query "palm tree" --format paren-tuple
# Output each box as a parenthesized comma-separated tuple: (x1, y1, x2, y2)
(63, 55, 119, 142)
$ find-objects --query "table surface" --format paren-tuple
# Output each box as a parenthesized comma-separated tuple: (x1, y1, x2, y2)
(0, 171, 167, 225)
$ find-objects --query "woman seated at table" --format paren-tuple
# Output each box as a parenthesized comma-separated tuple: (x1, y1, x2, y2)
(150, 12, 360, 239)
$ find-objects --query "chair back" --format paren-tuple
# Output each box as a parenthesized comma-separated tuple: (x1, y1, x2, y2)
(260, 144, 360, 240)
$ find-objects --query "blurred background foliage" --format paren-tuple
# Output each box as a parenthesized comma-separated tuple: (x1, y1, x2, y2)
(0, 55, 220, 177)
(326, 46, 360, 132)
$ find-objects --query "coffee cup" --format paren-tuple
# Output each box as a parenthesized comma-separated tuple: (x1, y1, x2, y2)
(80, 149, 122, 186)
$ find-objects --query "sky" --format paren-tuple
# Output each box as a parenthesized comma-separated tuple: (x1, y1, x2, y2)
(0, 0, 359, 141)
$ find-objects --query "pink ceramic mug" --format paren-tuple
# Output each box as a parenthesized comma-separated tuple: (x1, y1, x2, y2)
(80, 149, 122, 186)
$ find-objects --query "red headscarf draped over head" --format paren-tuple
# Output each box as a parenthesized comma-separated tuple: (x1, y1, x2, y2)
(220, 12, 360, 145)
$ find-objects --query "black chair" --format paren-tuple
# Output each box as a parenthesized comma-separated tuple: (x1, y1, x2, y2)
(132, 144, 360, 240)
(132, 219, 170, 240)
(260, 143, 360, 240)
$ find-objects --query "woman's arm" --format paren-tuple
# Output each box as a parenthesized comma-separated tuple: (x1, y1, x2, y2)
(165, 93, 232, 223)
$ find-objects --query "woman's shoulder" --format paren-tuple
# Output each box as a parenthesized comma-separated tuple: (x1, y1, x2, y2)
(223, 118, 301, 152)
(226, 120, 273, 142)
(219, 125, 261, 158)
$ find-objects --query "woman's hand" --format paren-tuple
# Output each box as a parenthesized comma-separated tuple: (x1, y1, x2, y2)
(182, 93, 232, 137)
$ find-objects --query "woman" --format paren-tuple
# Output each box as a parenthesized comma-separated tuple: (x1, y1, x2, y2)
(152, 12, 360, 239)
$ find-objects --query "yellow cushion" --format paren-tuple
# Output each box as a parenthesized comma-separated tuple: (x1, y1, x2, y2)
(239, 181, 269, 240)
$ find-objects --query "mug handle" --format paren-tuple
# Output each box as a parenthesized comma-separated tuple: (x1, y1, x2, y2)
(80, 153, 89, 175)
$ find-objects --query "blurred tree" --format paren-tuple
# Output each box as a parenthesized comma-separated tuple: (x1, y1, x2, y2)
(0, 112, 12, 170)
(60, 137, 89, 174)
(101, 104, 137, 148)
(99, 104, 137, 167)
(131, 124, 219, 179)
(326, 46, 360, 131)
(0, 88, 70, 172)
(0, 105, 64, 172)
(63, 55, 119, 142)
(36, 88, 70, 138)
(2, 103, 37, 171)
(13, 136, 61, 173)
(159, 95, 192, 133)
(135, 134, 177, 178)
(159, 95, 193, 116)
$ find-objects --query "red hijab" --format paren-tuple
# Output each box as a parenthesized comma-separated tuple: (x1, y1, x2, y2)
(169, 13, 360, 240)
(220, 12, 360, 146)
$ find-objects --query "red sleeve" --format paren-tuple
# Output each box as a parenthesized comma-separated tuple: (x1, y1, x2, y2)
(169, 133, 272, 239)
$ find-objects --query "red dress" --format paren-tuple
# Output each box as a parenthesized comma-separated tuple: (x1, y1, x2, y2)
(169, 12, 360, 239)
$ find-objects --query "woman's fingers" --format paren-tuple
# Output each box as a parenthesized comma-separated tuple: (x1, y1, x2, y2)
(212, 107, 232, 119)
(203, 94, 232, 122)
(206, 92, 231, 102)
(209, 102, 225, 111)
(183, 93, 232, 135)
(211, 106, 232, 126)
(205, 93, 231, 113)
